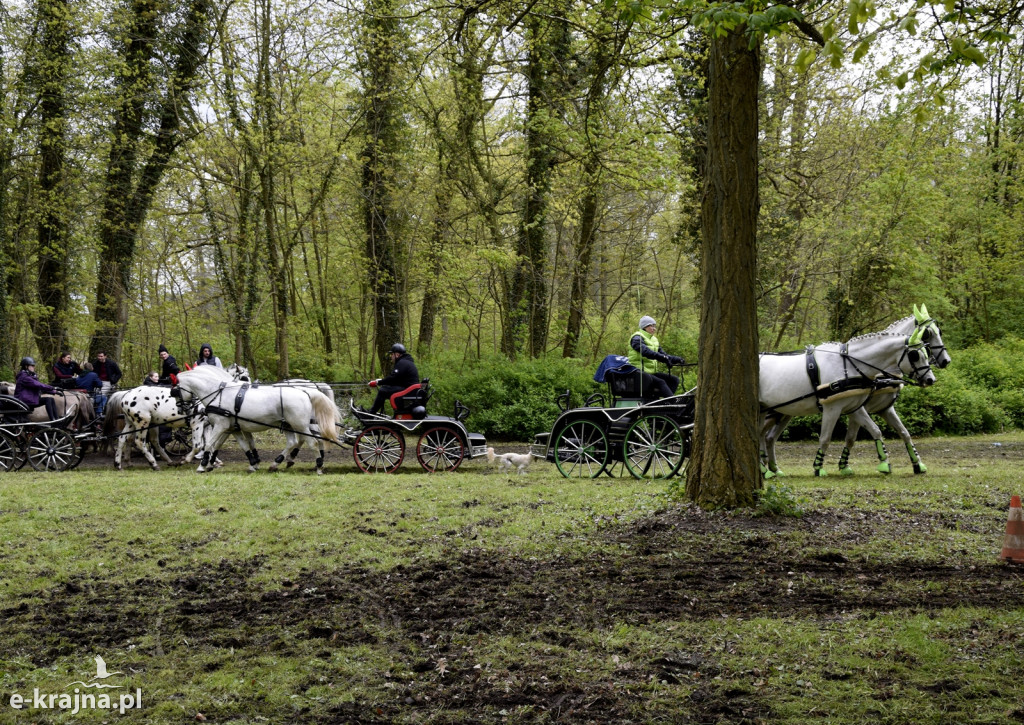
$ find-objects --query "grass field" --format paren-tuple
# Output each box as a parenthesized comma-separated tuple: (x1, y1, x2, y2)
(2, 433, 1023, 723)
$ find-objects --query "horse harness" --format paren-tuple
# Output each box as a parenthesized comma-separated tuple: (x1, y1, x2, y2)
(763, 336, 926, 415)
(202, 381, 296, 431)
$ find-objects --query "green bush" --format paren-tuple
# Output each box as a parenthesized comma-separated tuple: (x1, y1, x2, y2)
(422, 354, 597, 441)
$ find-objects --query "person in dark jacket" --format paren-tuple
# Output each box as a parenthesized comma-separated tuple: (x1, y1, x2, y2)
(368, 343, 420, 414)
(627, 316, 686, 400)
(15, 357, 59, 420)
(75, 363, 107, 417)
(195, 343, 224, 369)
(92, 351, 123, 395)
(143, 371, 160, 386)
(52, 352, 81, 388)
(158, 345, 180, 385)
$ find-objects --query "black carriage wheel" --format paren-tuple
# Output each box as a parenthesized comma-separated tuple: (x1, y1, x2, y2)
(416, 426, 465, 473)
(66, 438, 88, 470)
(27, 428, 79, 472)
(554, 419, 609, 479)
(623, 415, 684, 480)
(0, 431, 25, 472)
(165, 428, 193, 457)
(354, 426, 405, 473)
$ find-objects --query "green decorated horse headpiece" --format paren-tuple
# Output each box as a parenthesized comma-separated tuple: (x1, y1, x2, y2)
(909, 304, 935, 346)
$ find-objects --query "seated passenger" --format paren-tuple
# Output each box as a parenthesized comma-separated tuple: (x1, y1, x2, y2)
(15, 357, 59, 420)
(368, 343, 419, 415)
(628, 316, 686, 400)
(76, 362, 108, 418)
(52, 352, 82, 388)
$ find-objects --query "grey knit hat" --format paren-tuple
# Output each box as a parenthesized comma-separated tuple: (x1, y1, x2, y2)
(639, 316, 657, 330)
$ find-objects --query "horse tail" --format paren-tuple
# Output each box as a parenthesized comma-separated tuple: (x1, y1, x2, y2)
(103, 392, 125, 440)
(309, 391, 340, 443)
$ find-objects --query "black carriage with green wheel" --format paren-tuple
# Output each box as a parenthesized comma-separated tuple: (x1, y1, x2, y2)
(0, 394, 82, 472)
(531, 367, 695, 480)
(342, 378, 488, 473)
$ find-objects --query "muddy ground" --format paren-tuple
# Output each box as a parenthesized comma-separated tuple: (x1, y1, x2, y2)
(5, 440, 1024, 723)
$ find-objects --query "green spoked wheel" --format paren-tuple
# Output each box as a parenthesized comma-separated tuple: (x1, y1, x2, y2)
(553, 419, 609, 478)
(0, 431, 26, 472)
(416, 426, 465, 472)
(624, 415, 685, 479)
(353, 426, 405, 473)
(27, 428, 79, 472)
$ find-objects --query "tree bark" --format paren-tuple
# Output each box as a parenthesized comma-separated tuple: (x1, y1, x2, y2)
(90, 0, 213, 361)
(360, 0, 404, 368)
(32, 0, 73, 363)
(686, 25, 762, 508)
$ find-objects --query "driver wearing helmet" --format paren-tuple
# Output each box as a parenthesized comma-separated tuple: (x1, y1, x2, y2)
(367, 343, 420, 415)
(14, 357, 59, 420)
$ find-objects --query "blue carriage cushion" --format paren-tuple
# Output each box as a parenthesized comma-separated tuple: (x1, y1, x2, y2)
(594, 354, 636, 383)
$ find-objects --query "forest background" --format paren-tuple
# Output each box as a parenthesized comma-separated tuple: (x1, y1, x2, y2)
(1, 0, 1022, 440)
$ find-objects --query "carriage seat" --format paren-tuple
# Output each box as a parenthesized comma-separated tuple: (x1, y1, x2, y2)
(605, 368, 651, 407)
(0, 394, 31, 423)
(389, 378, 431, 420)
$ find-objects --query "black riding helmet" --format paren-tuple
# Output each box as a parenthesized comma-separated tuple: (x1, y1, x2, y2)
(20, 356, 35, 368)
(390, 343, 407, 355)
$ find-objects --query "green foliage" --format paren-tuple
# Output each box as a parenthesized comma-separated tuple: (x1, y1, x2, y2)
(754, 481, 805, 517)
(423, 354, 597, 441)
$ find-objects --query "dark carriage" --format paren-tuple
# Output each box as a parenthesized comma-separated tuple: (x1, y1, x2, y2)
(0, 394, 84, 471)
(531, 365, 696, 479)
(343, 378, 488, 473)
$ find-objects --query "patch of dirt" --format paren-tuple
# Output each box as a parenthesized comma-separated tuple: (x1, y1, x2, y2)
(3, 503, 1023, 723)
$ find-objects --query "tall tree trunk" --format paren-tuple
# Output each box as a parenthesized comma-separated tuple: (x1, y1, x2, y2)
(418, 158, 452, 354)
(0, 46, 12, 371)
(686, 26, 761, 508)
(505, 3, 569, 358)
(33, 0, 73, 364)
(360, 0, 404, 368)
(90, 0, 213, 360)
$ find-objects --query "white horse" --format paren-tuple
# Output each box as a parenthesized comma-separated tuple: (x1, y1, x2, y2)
(175, 367, 340, 474)
(835, 306, 951, 475)
(102, 387, 198, 470)
(760, 312, 936, 477)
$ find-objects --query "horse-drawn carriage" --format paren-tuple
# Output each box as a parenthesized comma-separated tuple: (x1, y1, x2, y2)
(343, 378, 489, 473)
(531, 363, 695, 479)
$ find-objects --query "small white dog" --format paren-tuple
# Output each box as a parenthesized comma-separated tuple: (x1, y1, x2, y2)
(486, 447, 533, 474)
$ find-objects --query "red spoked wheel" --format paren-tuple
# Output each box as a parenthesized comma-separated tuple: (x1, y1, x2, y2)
(353, 426, 405, 473)
(416, 426, 465, 472)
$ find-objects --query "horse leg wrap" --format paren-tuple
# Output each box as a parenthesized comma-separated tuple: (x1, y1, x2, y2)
(201, 452, 210, 469)
(253, 450, 261, 464)
(245, 449, 257, 466)
(875, 440, 891, 475)
(760, 461, 775, 480)
(813, 449, 827, 477)
(316, 455, 324, 469)
(906, 442, 926, 474)
(274, 454, 285, 465)
(838, 447, 854, 476)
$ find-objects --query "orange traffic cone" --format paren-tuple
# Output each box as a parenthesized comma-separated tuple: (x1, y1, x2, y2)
(1001, 495, 1024, 564)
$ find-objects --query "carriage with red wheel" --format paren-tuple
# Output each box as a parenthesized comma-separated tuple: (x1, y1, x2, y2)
(342, 378, 488, 473)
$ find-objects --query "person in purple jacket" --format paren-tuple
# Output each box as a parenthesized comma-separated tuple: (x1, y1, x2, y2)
(14, 357, 59, 420)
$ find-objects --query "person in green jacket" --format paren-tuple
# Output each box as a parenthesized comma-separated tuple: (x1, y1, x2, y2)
(627, 316, 686, 400)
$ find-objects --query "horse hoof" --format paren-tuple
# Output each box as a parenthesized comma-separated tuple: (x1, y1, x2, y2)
(877, 463, 891, 475)
(286, 461, 295, 469)
(248, 466, 258, 473)
(762, 470, 776, 480)
(196, 465, 207, 473)
(913, 463, 927, 474)
(814, 469, 828, 477)
(839, 467, 855, 476)
(268, 464, 279, 472)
